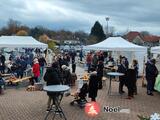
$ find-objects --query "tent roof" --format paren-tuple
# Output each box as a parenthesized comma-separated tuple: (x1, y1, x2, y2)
(0, 36, 48, 48)
(84, 37, 147, 51)
(151, 46, 160, 54)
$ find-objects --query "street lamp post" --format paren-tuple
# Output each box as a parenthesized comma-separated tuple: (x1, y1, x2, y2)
(106, 17, 110, 36)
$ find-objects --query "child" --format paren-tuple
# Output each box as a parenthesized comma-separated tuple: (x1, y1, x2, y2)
(70, 83, 88, 107)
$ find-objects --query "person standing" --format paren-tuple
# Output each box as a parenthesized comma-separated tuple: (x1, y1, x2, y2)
(61, 65, 72, 85)
(88, 68, 99, 101)
(79, 49, 83, 61)
(0, 54, 6, 74)
(70, 50, 76, 62)
(124, 57, 129, 69)
(62, 55, 69, 67)
(57, 54, 63, 72)
(145, 59, 158, 96)
(31, 58, 40, 85)
(98, 52, 104, 62)
(97, 61, 104, 89)
(125, 68, 136, 99)
(131, 59, 139, 94)
(117, 57, 128, 94)
(86, 53, 92, 73)
(44, 62, 62, 111)
(92, 53, 98, 69)
(16, 58, 27, 78)
(72, 60, 76, 73)
(38, 55, 47, 81)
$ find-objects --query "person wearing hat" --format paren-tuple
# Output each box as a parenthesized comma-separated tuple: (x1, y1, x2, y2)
(61, 65, 71, 85)
(88, 67, 99, 101)
(31, 58, 40, 85)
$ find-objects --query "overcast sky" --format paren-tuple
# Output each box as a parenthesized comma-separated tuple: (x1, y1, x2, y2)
(0, 0, 160, 35)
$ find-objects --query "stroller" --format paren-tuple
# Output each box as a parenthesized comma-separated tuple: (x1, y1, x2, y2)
(70, 83, 88, 108)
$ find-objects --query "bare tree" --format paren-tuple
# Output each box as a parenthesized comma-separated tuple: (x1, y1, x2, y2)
(7, 19, 21, 35)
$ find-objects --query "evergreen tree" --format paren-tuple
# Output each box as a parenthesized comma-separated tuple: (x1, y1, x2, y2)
(89, 21, 106, 43)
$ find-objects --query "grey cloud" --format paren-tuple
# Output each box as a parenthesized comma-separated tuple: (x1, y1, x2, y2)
(0, 0, 160, 35)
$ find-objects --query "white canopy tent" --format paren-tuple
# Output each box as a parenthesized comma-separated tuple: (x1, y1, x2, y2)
(84, 37, 147, 75)
(0, 36, 50, 64)
(0, 36, 48, 48)
(151, 46, 160, 54)
(84, 37, 146, 51)
(150, 46, 160, 59)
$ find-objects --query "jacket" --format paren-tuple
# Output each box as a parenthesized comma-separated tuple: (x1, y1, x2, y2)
(88, 71, 98, 98)
(44, 67, 61, 86)
(32, 63, 40, 77)
(146, 62, 158, 80)
(117, 64, 127, 81)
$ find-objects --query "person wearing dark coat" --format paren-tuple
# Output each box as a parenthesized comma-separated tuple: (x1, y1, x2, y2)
(0, 54, 6, 74)
(132, 59, 139, 95)
(117, 58, 128, 94)
(57, 55, 63, 71)
(16, 58, 26, 78)
(70, 50, 76, 62)
(79, 50, 83, 61)
(145, 59, 158, 96)
(88, 68, 99, 101)
(92, 54, 98, 69)
(97, 61, 104, 89)
(44, 62, 62, 110)
(124, 57, 129, 69)
(61, 65, 72, 85)
(125, 68, 137, 99)
(38, 56, 46, 80)
(98, 53, 104, 62)
(72, 60, 76, 73)
(62, 55, 69, 67)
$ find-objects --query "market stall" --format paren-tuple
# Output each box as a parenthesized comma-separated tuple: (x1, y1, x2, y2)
(0, 36, 48, 48)
(84, 37, 147, 75)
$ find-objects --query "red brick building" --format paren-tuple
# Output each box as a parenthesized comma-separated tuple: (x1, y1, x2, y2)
(123, 31, 160, 47)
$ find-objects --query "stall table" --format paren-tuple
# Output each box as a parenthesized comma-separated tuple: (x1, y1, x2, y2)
(107, 72, 124, 95)
(43, 85, 70, 120)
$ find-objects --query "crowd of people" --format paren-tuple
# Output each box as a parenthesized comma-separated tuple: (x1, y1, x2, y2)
(43, 51, 79, 110)
(84, 51, 159, 100)
(43, 50, 159, 108)
(0, 48, 159, 107)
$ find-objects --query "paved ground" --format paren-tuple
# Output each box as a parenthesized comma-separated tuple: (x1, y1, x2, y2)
(0, 64, 160, 120)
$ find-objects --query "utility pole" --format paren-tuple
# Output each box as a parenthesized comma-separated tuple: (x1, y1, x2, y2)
(106, 17, 110, 37)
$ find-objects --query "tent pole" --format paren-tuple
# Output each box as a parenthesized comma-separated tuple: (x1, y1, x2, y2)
(142, 56, 146, 87)
(45, 48, 48, 66)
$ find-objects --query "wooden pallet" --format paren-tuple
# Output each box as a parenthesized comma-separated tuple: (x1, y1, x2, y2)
(11, 76, 32, 84)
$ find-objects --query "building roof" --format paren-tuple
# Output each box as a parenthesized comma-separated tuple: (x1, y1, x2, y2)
(124, 31, 160, 42)
(142, 35, 160, 42)
(124, 31, 140, 42)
